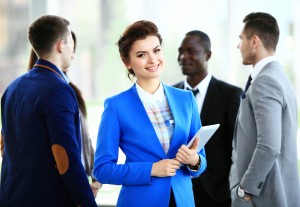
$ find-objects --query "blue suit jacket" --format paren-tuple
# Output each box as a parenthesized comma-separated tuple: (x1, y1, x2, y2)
(0, 59, 96, 207)
(94, 84, 207, 207)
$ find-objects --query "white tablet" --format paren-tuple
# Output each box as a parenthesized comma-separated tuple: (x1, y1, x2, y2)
(187, 124, 220, 151)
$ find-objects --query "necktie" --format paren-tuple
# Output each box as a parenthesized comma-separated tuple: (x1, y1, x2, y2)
(241, 75, 252, 99)
(187, 88, 199, 97)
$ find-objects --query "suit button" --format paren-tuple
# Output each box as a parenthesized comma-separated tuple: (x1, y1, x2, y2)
(257, 182, 263, 189)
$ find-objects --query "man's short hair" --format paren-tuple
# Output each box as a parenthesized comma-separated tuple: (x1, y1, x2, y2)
(186, 30, 211, 52)
(243, 12, 279, 51)
(28, 15, 70, 57)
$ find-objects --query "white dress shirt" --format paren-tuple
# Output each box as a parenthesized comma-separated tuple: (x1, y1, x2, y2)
(251, 56, 279, 82)
(184, 73, 212, 114)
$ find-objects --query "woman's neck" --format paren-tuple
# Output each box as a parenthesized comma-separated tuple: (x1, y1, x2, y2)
(136, 78, 161, 94)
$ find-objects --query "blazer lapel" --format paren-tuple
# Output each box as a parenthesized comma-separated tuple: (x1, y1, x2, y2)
(163, 85, 182, 156)
(128, 85, 167, 157)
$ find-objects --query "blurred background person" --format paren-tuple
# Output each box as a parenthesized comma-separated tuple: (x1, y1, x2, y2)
(173, 30, 242, 207)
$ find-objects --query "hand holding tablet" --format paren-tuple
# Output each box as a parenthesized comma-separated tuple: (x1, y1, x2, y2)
(187, 124, 220, 152)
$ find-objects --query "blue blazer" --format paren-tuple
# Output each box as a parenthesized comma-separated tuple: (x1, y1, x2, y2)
(0, 59, 96, 207)
(94, 84, 207, 207)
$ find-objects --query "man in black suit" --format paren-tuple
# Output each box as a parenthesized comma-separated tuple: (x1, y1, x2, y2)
(173, 30, 242, 207)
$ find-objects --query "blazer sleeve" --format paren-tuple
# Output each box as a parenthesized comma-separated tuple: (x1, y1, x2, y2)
(185, 92, 207, 177)
(240, 75, 283, 196)
(93, 98, 153, 185)
(43, 84, 96, 207)
(226, 87, 243, 140)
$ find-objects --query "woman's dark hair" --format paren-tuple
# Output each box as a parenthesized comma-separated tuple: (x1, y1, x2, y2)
(27, 49, 38, 71)
(69, 82, 87, 117)
(117, 20, 162, 80)
(71, 31, 77, 52)
(27, 31, 87, 117)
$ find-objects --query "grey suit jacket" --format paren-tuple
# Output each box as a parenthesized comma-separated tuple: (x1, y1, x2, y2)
(229, 61, 300, 207)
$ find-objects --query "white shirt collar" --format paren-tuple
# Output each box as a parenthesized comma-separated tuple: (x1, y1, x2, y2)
(251, 56, 278, 81)
(60, 71, 71, 84)
(55, 68, 71, 84)
(184, 72, 212, 96)
(136, 82, 165, 104)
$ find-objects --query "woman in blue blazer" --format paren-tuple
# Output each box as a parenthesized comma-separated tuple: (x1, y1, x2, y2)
(94, 20, 207, 207)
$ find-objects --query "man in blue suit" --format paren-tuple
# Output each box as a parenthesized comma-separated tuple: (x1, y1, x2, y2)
(0, 15, 97, 207)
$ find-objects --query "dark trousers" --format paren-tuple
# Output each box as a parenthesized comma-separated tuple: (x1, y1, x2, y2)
(169, 188, 176, 207)
(193, 183, 231, 207)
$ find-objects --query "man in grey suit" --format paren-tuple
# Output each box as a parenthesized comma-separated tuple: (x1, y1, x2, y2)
(229, 12, 300, 207)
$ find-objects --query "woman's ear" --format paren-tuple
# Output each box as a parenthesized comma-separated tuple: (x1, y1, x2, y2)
(122, 58, 131, 69)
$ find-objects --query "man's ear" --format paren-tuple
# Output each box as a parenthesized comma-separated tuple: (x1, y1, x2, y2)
(251, 35, 260, 49)
(56, 40, 64, 53)
(206, 50, 212, 61)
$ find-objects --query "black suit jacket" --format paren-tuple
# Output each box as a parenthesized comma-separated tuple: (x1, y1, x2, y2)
(173, 76, 242, 202)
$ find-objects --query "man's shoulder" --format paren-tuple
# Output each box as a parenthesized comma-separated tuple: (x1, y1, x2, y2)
(167, 82, 192, 97)
(1, 73, 30, 100)
(5, 72, 27, 88)
(172, 81, 184, 89)
(165, 84, 191, 95)
(212, 76, 242, 93)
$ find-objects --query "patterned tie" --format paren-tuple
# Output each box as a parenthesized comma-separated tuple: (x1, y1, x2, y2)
(241, 75, 252, 99)
(187, 88, 199, 97)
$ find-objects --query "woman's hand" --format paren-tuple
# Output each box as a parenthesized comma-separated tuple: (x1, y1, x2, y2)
(90, 181, 102, 198)
(176, 137, 199, 166)
(151, 159, 180, 177)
